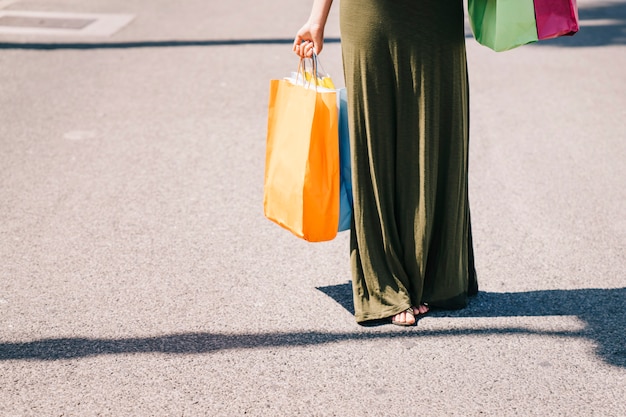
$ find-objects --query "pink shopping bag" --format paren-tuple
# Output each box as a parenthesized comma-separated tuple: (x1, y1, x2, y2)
(534, 0, 579, 40)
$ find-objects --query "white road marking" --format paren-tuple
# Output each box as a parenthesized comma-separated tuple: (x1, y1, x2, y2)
(0, 0, 21, 10)
(0, 10, 134, 37)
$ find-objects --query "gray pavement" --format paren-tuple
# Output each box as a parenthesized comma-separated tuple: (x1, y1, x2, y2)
(1, 0, 625, 416)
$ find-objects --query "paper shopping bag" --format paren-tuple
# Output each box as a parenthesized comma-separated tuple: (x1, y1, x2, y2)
(264, 78, 340, 242)
(287, 63, 352, 233)
(469, 0, 579, 52)
(468, 0, 538, 52)
(534, 0, 579, 40)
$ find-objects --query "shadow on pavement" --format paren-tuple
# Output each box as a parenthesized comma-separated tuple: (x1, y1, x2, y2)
(317, 284, 626, 368)
(0, 37, 341, 50)
(1, 287, 623, 368)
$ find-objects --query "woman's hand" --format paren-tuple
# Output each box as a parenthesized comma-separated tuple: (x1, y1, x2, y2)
(293, 21, 325, 58)
(293, 0, 333, 58)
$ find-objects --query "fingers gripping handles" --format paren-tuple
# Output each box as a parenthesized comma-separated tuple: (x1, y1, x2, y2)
(295, 53, 335, 90)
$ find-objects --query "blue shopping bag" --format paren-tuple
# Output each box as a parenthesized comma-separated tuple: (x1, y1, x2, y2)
(337, 88, 353, 232)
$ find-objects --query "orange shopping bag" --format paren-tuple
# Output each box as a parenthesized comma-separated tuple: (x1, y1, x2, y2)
(263, 61, 340, 242)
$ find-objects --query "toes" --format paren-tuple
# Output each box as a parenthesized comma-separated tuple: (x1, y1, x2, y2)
(402, 312, 415, 325)
(392, 311, 405, 324)
(412, 304, 430, 316)
(392, 310, 415, 325)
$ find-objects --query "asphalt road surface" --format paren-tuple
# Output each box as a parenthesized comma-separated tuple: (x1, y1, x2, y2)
(1, 0, 625, 415)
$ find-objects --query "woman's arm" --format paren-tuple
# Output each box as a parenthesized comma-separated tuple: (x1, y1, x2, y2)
(293, 0, 334, 58)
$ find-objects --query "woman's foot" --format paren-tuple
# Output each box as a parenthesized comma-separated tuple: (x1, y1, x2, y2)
(391, 308, 416, 326)
(412, 304, 429, 316)
(390, 304, 430, 326)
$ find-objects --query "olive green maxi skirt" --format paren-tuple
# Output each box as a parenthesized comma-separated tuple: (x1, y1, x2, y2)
(340, 0, 478, 323)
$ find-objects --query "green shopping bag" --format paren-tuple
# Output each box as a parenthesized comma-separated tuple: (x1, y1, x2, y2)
(468, 0, 539, 52)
